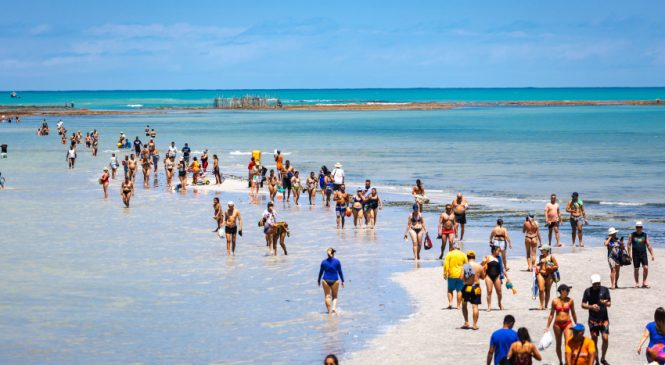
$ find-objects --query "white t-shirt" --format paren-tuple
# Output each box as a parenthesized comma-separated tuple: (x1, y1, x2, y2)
(57, 121, 63, 129)
(263, 209, 277, 226)
(168, 145, 178, 157)
(68, 149, 76, 158)
(332, 168, 345, 184)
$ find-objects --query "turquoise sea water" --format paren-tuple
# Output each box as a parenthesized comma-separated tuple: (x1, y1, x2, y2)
(1, 90, 665, 363)
(2, 87, 665, 109)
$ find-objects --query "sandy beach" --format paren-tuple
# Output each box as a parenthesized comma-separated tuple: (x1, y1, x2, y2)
(346, 247, 664, 365)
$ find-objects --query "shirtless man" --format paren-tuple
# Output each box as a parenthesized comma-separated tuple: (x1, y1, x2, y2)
(522, 213, 542, 271)
(267, 169, 278, 202)
(222, 201, 242, 256)
(128, 154, 138, 183)
(452, 193, 469, 240)
(565, 192, 587, 247)
(437, 204, 457, 260)
(461, 250, 484, 330)
(121, 177, 133, 207)
(544, 194, 562, 246)
(212, 197, 223, 233)
(141, 153, 152, 187)
(333, 184, 350, 229)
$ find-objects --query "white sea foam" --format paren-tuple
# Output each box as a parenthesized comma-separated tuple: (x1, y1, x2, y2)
(126, 104, 143, 108)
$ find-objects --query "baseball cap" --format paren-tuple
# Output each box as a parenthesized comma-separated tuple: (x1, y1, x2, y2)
(590, 274, 601, 284)
(636, 221, 644, 227)
(228, 201, 234, 206)
(571, 323, 585, 332)
(466, 250, 476, 258)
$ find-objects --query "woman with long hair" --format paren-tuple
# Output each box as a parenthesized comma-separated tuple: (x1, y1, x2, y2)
(545, 284, 577, 365)
(507, 327, 542, 365)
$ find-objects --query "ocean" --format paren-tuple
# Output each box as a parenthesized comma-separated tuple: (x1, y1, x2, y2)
(1, 89, 664, 363)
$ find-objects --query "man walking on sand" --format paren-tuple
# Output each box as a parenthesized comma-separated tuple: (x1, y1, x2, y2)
(461, 250, 484, 330)
(444, 242, 467, 309)
(566, 192, 587, 247)
(545, 193, 562, 246)
(581, 274, 611, 365)
(452, 192, 469, 240)
(487, 315, 518, 365)
(628, 221, 655, 289)
(566, 323, 596, 365)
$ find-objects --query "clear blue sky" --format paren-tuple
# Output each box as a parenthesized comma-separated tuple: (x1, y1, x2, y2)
(2, 0, 664, 90)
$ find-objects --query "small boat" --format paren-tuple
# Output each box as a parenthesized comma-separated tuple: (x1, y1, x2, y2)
(10, 91, 17, 98)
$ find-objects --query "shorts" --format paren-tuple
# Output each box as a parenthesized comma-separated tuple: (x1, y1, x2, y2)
(454, 212, 467, 225)
(462, 284, 482, 305)
(570, 216, 584, 228)
(282, 177, 292, 190)
(447, 278, 464, 292)
(493, 240, 507, 251)
(225, 226, 237, 235)
(547, 221, 559, 228)
(633, 251, 648, 268)
(441, 229, 455, 235)
(589, 320, 609, 337)
(336, 205, 346, 217)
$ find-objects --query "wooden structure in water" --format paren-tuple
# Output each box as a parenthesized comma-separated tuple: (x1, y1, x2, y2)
(213, 95, 283, 109)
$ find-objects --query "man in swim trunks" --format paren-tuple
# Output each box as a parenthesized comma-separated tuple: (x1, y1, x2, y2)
(628, 221, 655, 288)
(461, 250, 484, 330)
(581, 274, 611, 365)
(333, 184, 350, 229)
(121, 177, 133, 207)
(437, 204, 457, 260)
(452, 192, 469, 240)
(222, 201, 242, 256)
(545, 194, 562, 246)
(566, 192, 587, 247)
(444, 242, 467, 309)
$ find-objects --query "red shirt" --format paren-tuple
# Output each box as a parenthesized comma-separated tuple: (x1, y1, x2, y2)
(248, 161, 255, 171)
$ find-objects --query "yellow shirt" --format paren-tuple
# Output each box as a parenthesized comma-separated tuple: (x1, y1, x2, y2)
(565, 337, 596, 365)
(443, 249, 468, 279)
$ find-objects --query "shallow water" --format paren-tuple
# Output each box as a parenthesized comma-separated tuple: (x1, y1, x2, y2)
(1, 105, 664, 363)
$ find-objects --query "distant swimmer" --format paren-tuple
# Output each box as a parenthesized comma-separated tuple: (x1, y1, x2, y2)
(317, 247, 345, 314)
(566, 192, 587, 247)
(404, 203, 427, 261)
(267, 169, 278, 202)
(545, 194, 563, 247)
(318, 166, 330, 202)
(490, 219, 512, 271)
(99, 167, 110, 199)
(437, 204, 457, 260)
(306, 171, 318, 206)
(212, 197, 222, 233)
(333, 184, 350, 229)
(66, 144, 77, 169)
(122, 155, 129, 180)
(213, 154, 222, 185)
(121, 177, 133, 207)
(365, 188, 382, 228)
(222, 201, 242, 256)
(452, 193, 469, 240)
(461, 250, 484, 330)
(522, 213, 542, 271)
(412, 179, 427, 212)
(247, 156, 256, 189)
(109, 153, 119, 179)
(351, 188, 365, 228)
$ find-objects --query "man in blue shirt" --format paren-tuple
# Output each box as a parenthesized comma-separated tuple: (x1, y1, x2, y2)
(487, 315, 518, 365)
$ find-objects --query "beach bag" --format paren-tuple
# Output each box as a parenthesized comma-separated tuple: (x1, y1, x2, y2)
(553, 270, 561, 283)
(619, 250, 632, 266)
(538, 331, 553, 350)
(424, 233, 433, 250)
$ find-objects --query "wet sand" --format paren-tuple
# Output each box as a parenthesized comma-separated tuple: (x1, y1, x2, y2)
(2, 99, 663, 116)
(346, 247, 664, 365)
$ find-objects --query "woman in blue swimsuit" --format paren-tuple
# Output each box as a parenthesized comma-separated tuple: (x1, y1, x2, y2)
(318, 247, 345, 314)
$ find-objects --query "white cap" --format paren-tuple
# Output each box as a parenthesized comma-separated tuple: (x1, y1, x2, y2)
(636, 221, 643, 227)
(452, 242, 461, 249)
(607, 227, 618, 235)
(335, 162, 342, 168)
(228, 201, 234, 206)
(590, 274, 601, 284)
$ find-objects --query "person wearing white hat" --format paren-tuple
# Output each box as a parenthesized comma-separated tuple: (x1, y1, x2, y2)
(628, 221, 655, 288)
(604, 227, 623, 289)
(99, 167, 110, 199)
(331, 162, 344, 191)
(222, 201, 242, 256)
(582, 274, 611, 365)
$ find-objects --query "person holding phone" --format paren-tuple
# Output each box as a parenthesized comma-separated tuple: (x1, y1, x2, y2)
(582, 274, 611, 365)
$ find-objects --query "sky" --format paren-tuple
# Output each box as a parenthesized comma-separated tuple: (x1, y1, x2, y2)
(1, 0, 665, 90)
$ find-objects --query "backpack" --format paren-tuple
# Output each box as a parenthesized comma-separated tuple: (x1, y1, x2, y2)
(463, 263, 474, 280)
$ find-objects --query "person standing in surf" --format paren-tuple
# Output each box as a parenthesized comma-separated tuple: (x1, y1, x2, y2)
(306, 171, 318, 206)
(317, 247, 345, 315)
(412, 179, 427, 212)
(404, 203, 428, 261)
(120, 177, 133, 207)
(99, 167, 110, 199)
(222, 201, 242, 256)
(333, 184, 350, 229)
(212, 197, 222, 233)
(566, 192, 587, 247)
(522, 213, 542, 271)
(545, 194, 562, 247)
(452, 193, 469, 240)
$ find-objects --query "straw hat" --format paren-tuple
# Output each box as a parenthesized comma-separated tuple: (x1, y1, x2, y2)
(608, 227, 618, 235)
(335, 162, 342, 168)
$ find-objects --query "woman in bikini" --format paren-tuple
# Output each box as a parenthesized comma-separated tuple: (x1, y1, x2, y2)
(213, 154, 222, 185)
(536, 245, 558, 310)
(164, 156, 175, 187)
(352, 188, 365, 228)
(490, 219, 512, 271)
(366, 188, 382, 228)
(290, 170, 303, 205)
(306, 172, 318, 206)
(141, 154, 152, 187)
(545, 284, 577, 365)
(523, 213, 542, 271)
(267, 169, 278, 202)
(507, 327, 542, 365)
(483, 245, 509, 311)
(404, 204, 428, 261)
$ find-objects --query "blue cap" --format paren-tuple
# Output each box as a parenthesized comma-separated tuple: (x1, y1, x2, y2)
(571, 323, 585, 332)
